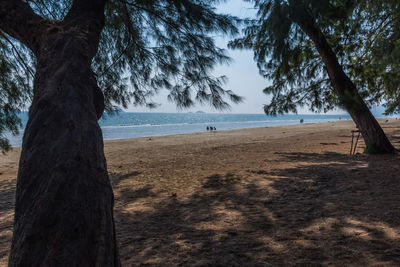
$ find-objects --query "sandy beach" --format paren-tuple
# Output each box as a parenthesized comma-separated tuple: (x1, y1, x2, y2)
(1, 119, 400, 265)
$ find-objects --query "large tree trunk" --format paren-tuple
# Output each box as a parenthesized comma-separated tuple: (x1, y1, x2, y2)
(292, 9, 395, 154)
(6, 1, 121, 266)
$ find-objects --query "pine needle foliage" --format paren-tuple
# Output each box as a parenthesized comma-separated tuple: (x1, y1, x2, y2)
(0, 0, 243, 151)
(0, 37, 32, 152)
(229, 0, 399, 115)
(352, 1, 400, 114)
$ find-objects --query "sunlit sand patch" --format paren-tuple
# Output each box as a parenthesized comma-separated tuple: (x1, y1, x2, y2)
(382, 226, 400, 240)
(301, 217, 338, 233)
(135, 246, 165, 265)
(261, 208, 278, 224)
(173, 237, 193, 251)
(341, 226, 372, 240)
(194, 206, 245, 231)
(0, 211, 13, 223)
(253, 179, 276, 189)
(258, 237, 286, 253)
(345, 218, 400, 240)
(121, 201, 155, 213)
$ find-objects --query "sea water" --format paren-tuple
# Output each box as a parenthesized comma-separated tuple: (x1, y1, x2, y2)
(5, 112, 351, 147)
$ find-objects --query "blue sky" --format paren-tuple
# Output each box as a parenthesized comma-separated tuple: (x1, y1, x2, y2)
(127, 0, 346, 115)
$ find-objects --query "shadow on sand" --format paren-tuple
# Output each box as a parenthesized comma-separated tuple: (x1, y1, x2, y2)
(0, 152, 399, 265)
(114, 152, 400, 266)
(0, 178, 16, 262)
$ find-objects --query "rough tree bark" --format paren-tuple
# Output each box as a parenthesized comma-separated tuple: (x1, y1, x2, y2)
(290, 9, 395, 154)
(1, 0, 121, 265)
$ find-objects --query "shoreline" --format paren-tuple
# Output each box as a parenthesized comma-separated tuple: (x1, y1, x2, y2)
(104, 119, 353, 142)
(4, 117, 393, 149)
(6, 114, 354, 148)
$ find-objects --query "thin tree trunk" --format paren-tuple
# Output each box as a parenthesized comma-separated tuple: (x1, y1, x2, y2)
(292, 10, 395, 154)
(2, 0, 121, 265)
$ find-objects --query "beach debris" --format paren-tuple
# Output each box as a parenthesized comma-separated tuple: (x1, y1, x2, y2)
(300, 118, 304, 123)
(148, 138, 152, 140)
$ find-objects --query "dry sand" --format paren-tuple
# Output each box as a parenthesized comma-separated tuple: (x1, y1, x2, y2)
(1, 119, 400, 266)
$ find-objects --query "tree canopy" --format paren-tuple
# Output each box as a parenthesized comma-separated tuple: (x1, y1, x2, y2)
(230, 0, 400, 116)
(353, 0, 400, 114)
(0, 0, 243, 151)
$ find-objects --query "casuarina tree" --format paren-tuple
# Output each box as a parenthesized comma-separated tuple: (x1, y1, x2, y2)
(0, 0, 241, 265)
(230, 0, 396, 154)
(350, 1, 400, 115)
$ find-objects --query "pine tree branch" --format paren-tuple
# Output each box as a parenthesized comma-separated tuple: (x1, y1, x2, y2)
(37, 0, 57, 20)
(98, 40, 132, 78)
(0, 0, 46, 53)
(124, 1, 191, 38)
(64, 0, 106, 25)
(0, 31, 35, 79)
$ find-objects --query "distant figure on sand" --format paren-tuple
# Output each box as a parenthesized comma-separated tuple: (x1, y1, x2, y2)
(206, 126, 210, 131)
(300, 119, 304, 124)
(213, 127, 216, 131)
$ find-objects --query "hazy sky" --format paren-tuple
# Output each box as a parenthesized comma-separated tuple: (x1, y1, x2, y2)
(125, 0, 271, 114)
(127, 0, 346, 115)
